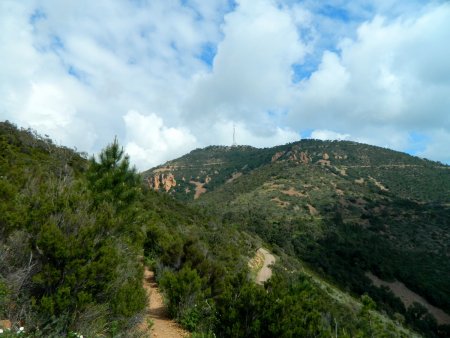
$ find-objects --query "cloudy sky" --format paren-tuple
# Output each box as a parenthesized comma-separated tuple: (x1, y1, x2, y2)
(1, 0, 449, 169)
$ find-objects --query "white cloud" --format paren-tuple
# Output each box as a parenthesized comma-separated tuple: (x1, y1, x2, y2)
(310, 129, 350, 141)
(123, 111, 197, 169)
(207, 120, 300, 148)
(15, 82, 97, 150)
(289, 3, 450, 162)
(185, 0, 307, 127)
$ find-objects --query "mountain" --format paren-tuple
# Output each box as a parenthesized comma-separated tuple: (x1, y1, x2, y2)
(143, 140, 450, 203)
(145, 139, 450, 336)
(3, 121, 449, 336)
(2, 121, 430, 337)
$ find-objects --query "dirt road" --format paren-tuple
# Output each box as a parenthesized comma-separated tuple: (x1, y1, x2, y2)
(138, 267, 189, 337)
(255, 248, 276, 285)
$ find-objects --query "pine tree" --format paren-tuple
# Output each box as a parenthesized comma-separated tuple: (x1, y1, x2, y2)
(87, 137, 140, 208)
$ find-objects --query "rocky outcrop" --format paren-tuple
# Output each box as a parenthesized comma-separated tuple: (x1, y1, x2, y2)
(271, 151, 285, 162)
(190, 180, 207, 199)
(272, 147, 311, 164)
(148, 173, 177, 192)
(299, 151, 309, 164)
(316, 152, 331, 166)
(288, 147, 310, 164)
(163, 174, 176, 192)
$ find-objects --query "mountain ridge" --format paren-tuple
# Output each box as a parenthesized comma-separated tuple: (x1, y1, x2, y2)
(143, 139, 450, 336)
(144, 139, 450, 203)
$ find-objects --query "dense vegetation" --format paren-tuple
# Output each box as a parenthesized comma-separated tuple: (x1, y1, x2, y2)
(148, 140, 450, 337)
(1, 121, 423, 337)
(143, 187, 416, 337)
(0, 122, 146, 335)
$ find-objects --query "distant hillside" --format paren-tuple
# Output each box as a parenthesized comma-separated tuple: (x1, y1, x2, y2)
(144, 139, 450, 337)
(144, 140, 450, 203)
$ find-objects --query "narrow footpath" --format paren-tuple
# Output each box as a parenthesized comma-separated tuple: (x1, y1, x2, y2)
(138, 266, 189, 338)
(255, 248, 276, 285)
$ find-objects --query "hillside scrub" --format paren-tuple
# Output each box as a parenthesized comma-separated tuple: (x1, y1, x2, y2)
(0, 123, 146, 336)
(147, 140, 450, 337)
(0, 122, 430, 337)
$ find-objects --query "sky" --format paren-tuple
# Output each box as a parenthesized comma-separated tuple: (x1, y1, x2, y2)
(1, 0, 449, 170)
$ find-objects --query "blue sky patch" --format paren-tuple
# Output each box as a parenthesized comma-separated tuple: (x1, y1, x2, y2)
(68, 65, 89, 85)
(318, 5, 350, 22)
(50, 35, 64, 51)
(180, 0, 203, 20)
(29, 8, 46, 25)
(199, 42, 217, 67)
(292, 62, 318, 83)
(227, 0, 237, 12)
(301, 128, 314, 139)
(405, 132, 429, 155)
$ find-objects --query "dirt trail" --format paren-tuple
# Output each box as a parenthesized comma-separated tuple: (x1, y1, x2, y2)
(256, 248, 276, 285)
(367, 272, 450, 325)
(138, 267, 190, 337)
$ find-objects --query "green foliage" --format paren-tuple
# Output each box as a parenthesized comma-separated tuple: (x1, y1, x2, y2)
(2, 121, 441, 337)
(111, 277, 146, 317)
(0, 280, 9, 318)
(406, 303, 439, 336)
(87, 137, 140, 208)
(0, 125, 146, 336)
(160, 266, 203, 319)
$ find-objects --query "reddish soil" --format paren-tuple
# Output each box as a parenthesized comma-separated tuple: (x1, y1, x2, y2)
(138, 267, 190, 337)
(189, 180, 206, 199)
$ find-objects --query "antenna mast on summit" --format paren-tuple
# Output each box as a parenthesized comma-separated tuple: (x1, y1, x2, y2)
(232, 124, 237, 147)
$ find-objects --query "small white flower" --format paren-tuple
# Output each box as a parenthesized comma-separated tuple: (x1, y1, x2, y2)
(18, 326, 24, 332)
(0, 328, 4, 333)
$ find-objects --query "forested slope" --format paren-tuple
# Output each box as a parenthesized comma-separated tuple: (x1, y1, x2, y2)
(0, 122, 146, 336)
(147, 140, 450, 337)
(0, 122, 427, 337)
